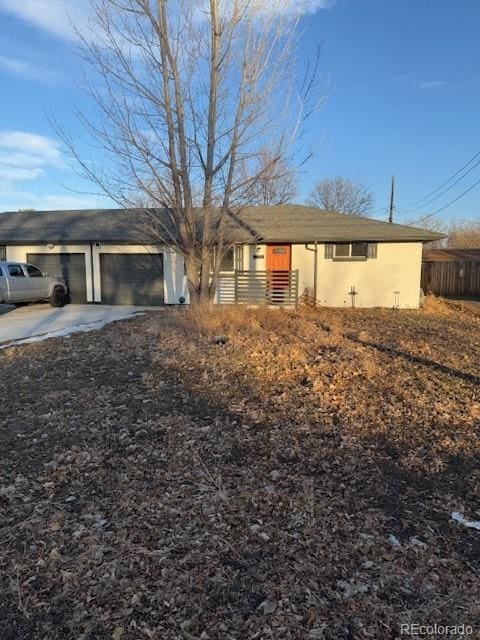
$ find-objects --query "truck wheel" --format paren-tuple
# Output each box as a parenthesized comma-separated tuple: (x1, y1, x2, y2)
(50, 287, 66, 308)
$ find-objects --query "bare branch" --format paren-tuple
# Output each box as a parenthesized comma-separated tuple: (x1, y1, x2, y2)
(58, 0, 325, 302)
(308, 176, 375, 217)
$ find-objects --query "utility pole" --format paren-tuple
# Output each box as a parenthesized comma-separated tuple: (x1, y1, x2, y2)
(388, 175, 395, 223)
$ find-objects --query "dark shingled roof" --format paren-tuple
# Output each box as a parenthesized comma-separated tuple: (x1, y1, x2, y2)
(0, 205, 444, 245)
(423, 248, 480, 262)
(234, 206, 444, 242)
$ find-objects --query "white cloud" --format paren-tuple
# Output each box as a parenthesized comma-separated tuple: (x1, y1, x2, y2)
(0, 54, 62, 85)
(0, 130, 112, 211)
(397, 74, 451, 91)
(0, 131, 64, 167)
(0, 190, 109, 212)
(0, 167, 44, 182)
(419, 80, 450, 90)
(37, 194, 109, 210)
(0, 130, 68, 208)
(0, 0, 332, 40)
(0, 0, 88, 40)
(247, 0, 334, 15)
(397, 73, 415, 83)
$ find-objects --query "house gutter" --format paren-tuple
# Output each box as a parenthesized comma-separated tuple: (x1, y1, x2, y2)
(305, 241, 318, 305)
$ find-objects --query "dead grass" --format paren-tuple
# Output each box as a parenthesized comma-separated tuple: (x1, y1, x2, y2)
(421, 293, 454, 315)
(0, 300, 479, 639)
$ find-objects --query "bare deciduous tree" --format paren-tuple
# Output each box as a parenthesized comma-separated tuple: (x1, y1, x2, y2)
(241, 149, 297, 205)
(447, 219, 480, 248)
(411, 216, 448, 249)
(56, 0, 321, 304)
(413, 217, 480, 249)
(307, 176, 374, 216)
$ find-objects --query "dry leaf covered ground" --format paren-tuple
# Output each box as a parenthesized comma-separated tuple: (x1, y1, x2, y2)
(0, 298, 479, 640)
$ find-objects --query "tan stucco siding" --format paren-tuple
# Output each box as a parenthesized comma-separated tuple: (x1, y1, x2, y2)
(314, 242, 423, 308)
(245, 244, 266, 271)
(6, 241, 423, 308)
(291, 244, 315, 297)
(253, 242, 423, 308)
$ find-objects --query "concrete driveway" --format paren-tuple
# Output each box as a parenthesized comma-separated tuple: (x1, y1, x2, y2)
(447, 297, 480, 310)
(459, 299, 480, 310)
(0, 303, 149, 348)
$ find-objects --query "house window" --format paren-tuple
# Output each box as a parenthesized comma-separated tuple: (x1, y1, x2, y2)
(0, 246, 6, 261)
(219, 247, 234, 272)
(351, 242, 368, 257)
(325, 242, 377, 260)
(334, 243, 350, 257)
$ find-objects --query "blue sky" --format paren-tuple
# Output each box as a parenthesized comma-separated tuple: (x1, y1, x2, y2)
(0, 0, 479, 225)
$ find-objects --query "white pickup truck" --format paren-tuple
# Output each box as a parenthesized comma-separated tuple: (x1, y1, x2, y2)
(0, 261, 68, 307)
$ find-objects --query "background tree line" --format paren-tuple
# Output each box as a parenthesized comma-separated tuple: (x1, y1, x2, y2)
(417, 217, 480, 249)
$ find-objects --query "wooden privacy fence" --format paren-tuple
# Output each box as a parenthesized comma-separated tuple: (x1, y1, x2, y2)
(216, 270, 299, 306)
(421, 260, 480, 296)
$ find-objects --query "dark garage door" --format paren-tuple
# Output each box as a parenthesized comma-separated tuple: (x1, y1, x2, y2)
(100, 253, 164, 305)
(27, 253, 87, 303)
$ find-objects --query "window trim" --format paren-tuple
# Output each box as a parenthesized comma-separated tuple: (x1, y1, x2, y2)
(332, 255, 368, 262)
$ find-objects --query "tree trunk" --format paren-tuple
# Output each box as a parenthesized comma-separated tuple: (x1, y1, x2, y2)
(185, 253, 201, 306)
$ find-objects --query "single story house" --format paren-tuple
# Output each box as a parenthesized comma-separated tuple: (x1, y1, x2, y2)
(0, 206, 442, 308)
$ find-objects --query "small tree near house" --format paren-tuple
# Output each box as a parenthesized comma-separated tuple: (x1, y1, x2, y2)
(308, 176, 374, 217)
(241, 149, 297, 206)
(57, 0, 321, 304)
(447, 219, 480, 248)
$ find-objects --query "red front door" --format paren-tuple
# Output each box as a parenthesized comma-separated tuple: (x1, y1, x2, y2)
(266, 245, 291, 302)
(266, 244, 291, 271)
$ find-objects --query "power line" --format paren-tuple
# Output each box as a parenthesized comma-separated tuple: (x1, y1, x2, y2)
(370, 206, 388, 215)
(408, 177, 480, 226)
(397, 149, 480, 210)
(398, 155, 480, 214)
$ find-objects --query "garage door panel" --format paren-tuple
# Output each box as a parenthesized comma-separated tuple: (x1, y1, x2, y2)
(27, 253, 87, 303)
(100, 253, 164, 305)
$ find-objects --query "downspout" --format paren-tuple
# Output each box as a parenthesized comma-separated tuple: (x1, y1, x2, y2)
(305, 241, 318, 305)
(89, 243, 95, 303)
